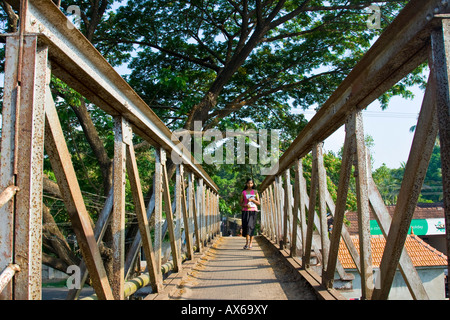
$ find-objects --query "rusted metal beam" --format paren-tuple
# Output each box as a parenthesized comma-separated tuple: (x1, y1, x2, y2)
(190, 173, 202, 252)
(271, 183, 279, 242)
(125, 133, 163, 293)
(317, 144, 329, 274)
(373, 64, 439, 300)
(266, 187, 273, 240)
(282, 169, 292, 249)
(66, 186, 114, 300)
(0, 35, 19, 300)
(260, 0, 449, 191)
(180, 165, 194, 260)
(205, 187, 209, 242)
(297, 161, 308, 255)
(154, 148, 164, 274)
(303, 146, 319, 268)
(275, 176, 283, 246)
(430, 17, 450, 297)
(368, 176, 429, 299)
(5, 0, 218, 194)
(44, 87, 114, 300)
(198, 178, 206, 247)
(291, 160, 300, 257)
(111, 116, 128, 299)
(295, 154, 351, 281)
(324, 115, 355, 288)
(366, 76, 434, 300)
(175, 165, 183, 258)
(353, 111, 374, 300)
(162, 157, 182, 272)
(13, 35, 48, 300)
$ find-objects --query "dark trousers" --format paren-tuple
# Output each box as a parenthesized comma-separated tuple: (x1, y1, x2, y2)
(242, 211, 256, 237)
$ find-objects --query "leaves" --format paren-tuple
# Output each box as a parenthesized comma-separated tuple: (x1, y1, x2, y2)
(100, 0, 411, 131)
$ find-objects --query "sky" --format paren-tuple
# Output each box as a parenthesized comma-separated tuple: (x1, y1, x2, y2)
(299, 83, 426, 170)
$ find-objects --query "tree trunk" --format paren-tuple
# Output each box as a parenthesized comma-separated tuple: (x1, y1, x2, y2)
(70, 100, 113, 196)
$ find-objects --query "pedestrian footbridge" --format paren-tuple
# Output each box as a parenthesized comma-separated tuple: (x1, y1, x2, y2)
(0, 0, 449, 300)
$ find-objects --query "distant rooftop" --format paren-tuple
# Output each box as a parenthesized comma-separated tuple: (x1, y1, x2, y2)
(338, 234, 448, 269)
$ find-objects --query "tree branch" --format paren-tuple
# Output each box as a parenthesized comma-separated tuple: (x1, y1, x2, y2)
(205, 67, 346, 129)
(113, 39, 221, 72)
(269, 0, 312, 29)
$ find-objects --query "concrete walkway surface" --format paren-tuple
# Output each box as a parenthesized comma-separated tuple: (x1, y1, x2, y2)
(170, 236, 317, 300)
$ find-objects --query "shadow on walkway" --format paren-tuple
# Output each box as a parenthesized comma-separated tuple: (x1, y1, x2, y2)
(170, 236, 317, 300)
(255, 236, 317, 300)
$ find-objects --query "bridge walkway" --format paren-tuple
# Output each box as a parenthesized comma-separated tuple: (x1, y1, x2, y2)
(166, 236, 318, 300)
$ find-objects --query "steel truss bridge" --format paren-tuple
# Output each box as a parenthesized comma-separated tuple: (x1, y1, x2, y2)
(0, 0, 449, 301)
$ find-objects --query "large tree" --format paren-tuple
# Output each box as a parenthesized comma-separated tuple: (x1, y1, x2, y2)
(99, 0, 424, 135)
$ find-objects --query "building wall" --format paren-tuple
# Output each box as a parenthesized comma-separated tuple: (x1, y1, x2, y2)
(336, 267, 446, 300)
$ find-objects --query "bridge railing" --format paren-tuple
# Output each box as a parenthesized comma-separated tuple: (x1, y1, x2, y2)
(0, 0, 220, 300)
(259, 0, 450, 300)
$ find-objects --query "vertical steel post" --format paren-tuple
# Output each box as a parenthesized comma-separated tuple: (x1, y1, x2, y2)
(324, 116, 355, 289)
(317, 144, 329, 273)
(191, 174, 202, 252)
(0, 36, 20, 300)
(282, 169, 292, 249)
(430, 18, 450, 293)
(303, 146, 319, 268)
(275, 175, 283, 246)
(111, 116, 127, 299)
(154, 148, 164, 272)
(175, 164, 183, 260)
(353, 111, 373, 300)
(45, 87, 114, 300)
(13, 36, 48, 300)
(291, 160, 300, 257)
(198, 178, 205, 246)
(180, 166, 194, 260)
(269, 184, 276, 241)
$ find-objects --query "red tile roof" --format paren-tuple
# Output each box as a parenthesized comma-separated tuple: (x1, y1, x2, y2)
(338, 234, 448, 269)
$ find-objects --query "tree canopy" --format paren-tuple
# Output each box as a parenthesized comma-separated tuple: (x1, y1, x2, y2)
(81, 0, 426, 134)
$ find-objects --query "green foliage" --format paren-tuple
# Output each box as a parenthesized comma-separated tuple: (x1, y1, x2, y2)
(371, 141, 442, 204)
(100, 0, 416, 131)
